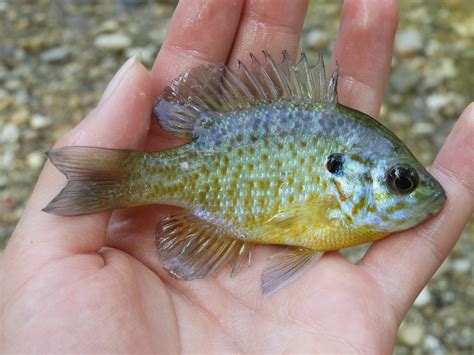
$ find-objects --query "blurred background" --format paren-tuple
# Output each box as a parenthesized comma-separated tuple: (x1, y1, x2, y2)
(0, 0, 472, 353)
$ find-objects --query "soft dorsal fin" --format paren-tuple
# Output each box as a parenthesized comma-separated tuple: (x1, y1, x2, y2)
(156, 213, 253, 281)
(153, 51, 338, 138)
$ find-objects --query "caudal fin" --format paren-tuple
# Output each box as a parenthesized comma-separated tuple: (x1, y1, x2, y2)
(43, 146, 134, 216)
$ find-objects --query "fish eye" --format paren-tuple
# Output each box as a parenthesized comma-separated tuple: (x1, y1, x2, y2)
(326, 153, 345, 176)
(386, 164, 419, 194)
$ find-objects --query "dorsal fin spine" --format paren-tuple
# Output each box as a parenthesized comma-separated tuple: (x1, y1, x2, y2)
(263, 50, 291, 99)
(238, 60, 268, 102)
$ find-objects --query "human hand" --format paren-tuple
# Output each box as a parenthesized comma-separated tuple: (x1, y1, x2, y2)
(1, 0, 473, 352)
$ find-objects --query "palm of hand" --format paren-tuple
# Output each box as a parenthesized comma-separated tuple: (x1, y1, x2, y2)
(2, 0, 473, 353)
(10, 232, 394, 353)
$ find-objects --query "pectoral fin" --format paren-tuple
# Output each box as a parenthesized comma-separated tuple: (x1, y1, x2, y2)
(262, 249, 322, 295)
(264, 198, 337, 239)
(156, 213, 252, 281)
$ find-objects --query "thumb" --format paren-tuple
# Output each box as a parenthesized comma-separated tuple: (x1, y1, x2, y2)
(5, 55, 153, 265)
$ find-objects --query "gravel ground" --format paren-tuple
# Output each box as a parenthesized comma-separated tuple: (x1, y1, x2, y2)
(0, 0, 472, 353)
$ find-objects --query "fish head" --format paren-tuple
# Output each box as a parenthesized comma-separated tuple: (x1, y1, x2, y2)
(323, 145, 445, 234)
(364, 148, 446, 232)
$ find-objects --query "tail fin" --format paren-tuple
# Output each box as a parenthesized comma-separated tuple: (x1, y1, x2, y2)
(43, 146, 134, 216)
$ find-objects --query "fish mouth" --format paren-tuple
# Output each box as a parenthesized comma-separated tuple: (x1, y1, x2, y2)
(424, 185, 447, 216)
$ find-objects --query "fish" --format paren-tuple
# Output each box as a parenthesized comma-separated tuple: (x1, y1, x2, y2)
(43, 51, 446, 294)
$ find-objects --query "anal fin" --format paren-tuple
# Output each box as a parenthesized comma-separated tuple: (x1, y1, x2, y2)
(156, 213, 252, 281)
(262, 249, 322, 295)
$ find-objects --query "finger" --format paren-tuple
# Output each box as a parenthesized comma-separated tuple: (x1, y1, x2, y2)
(360, 103, 474, 320)
(151, 0, 244, 94)
(6, 57, 153, 263)
(331, 0, 399, 118)
(227, 0, 308, 66)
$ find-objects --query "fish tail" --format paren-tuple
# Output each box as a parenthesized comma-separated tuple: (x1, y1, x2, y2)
(43, 146, 139, 216)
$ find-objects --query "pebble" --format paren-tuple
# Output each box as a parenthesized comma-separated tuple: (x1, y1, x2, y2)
(0, 1, 7, 13)
(412, 122, 436, 136)
(26, 151, 45, 169)
(40, 47, 71, 63)
(30, 114, 52, 129)
(395, 29, 423, 56)
(399, 322, 426, 346)
(10, 108, 29, 125)
(5, 79, 22, 92)
(99, 20, 119, 33)
(426, 94, 451, 114)
(388, 111, 411, 126)
(0, 95, 12, 110)
(306, 29, 329, 49)
(125, 46, 156, 67)
(391, 64, 421, 92)
(414, 287, 432, 307)
(423, 335, 443, 354)
(94, 33, 132, 52)
(13, 90, 29, 105)
(0, 175, 7, 187)
(451, 258, 470, 273)
(1, 123, 20, 143)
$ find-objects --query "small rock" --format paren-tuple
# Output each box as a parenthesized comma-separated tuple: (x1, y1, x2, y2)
(94, 33, 132, 52)
(414, 287, 432, 307)
(0, 149, 15, 170)
(1, 123, 20, 143)
(451, 258, 470, 273)
(120, 0, 148, 6)
(399, 322, 425, 346)
(125, 46, 156, 67)
(426, 94, 451, 114)
(19, 36, 47, 53)
(0, 175, 7, 187)
(412, 122, 435, 136)
(388, 111, 411, 126)
(0, 94, 12, 110)
(437, 58, 457, 79)
(5, 79, 22, 92)
(40, 47, 71, 63)
(391, 63, 421, 92)
(395, 29, 423, 57)
(13, 89, 29, 105)
(99, 20, 119, 33)
(306, 29, 329, 49)
(423, 335, 443, 354)
(26, 151, 45, 169)
(0, 1, 8, 13)
(10, 108, 29, 125)
(30, 114, 52, 129)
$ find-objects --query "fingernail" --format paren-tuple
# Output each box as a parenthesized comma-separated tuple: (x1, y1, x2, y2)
(99, 52, 142, 104)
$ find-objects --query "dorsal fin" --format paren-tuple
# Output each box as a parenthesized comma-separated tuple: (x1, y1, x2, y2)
(153, 51, 337, 138)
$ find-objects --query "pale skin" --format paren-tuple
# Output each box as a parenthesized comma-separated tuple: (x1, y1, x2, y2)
(1, 0, 473, 352)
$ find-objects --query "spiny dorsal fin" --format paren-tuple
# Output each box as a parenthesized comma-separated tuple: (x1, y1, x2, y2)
(153, 51, 337, 138)
(156, 213, 253, 281)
